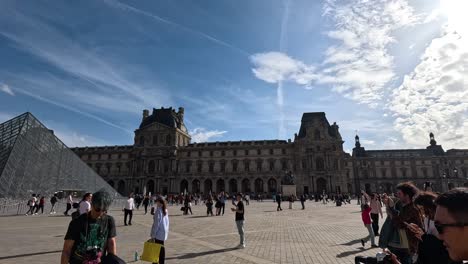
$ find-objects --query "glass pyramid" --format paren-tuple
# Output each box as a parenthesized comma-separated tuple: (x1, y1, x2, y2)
(0, 112, 118, 199)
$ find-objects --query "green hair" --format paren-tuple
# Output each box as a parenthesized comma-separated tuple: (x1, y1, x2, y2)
(91, 189, 113, 210)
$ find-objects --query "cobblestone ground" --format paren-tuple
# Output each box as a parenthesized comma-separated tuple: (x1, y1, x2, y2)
(0, 199, 382, 264)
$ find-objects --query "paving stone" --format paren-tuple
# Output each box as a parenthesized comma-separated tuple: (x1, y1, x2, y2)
(0, 200, 382, 263)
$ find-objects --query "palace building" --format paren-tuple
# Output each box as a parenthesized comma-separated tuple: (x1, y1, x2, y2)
(71, 107, 468, 196)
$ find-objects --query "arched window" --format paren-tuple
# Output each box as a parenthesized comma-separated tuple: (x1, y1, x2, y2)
(148, 160, 155, 173)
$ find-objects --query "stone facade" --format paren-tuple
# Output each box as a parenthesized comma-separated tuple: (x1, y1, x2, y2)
(71, 107, 468, 196)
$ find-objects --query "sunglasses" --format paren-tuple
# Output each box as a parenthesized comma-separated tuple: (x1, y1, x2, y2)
(434, 222, 468, 234)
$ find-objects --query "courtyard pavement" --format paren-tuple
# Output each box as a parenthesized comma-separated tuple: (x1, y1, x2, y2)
(0, 199, 382, 264)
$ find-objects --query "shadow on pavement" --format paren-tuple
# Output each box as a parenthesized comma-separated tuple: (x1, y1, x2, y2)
(0, 250, 62, 260)
(340, 238, 364, 246)
(166, 247, 238, 260)
(336, 247, 371, 258)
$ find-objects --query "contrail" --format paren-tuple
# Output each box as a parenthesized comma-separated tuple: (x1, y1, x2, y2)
(277, 0, 291, 139)
(14, 87, 133, 135)
(104, 0, 251, 57)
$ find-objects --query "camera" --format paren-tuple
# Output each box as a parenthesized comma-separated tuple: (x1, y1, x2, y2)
(84, 246, 102, 264)
(355, 252, 392, 264)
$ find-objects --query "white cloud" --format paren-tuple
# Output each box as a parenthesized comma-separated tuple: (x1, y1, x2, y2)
(251, 1, 422, 108)
(361, 139, 376, 146)
(250, 52, 318, 87)
(0, 83, 14, 96)
(189, 128, 227, 143)
(44, 120, 110, 147)
(389, 27, 468, 149)
(318, 0, 421, 107)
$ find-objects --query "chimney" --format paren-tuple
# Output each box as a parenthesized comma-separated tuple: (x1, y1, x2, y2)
(178, 107, 185, 122)
(142, 109, 149, 121)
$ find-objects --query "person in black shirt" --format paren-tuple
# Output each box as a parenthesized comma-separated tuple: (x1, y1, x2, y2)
(61, 190, 117, 264)
(231, 193, 245, 249)
(276, 193, 283, 211)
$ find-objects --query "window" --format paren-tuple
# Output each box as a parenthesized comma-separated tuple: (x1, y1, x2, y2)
(187, 151, 191, 157)
(422, 167, 428, 177)
(333, 159, 338, 170)
(245, 149, 249, 156)
(198, 151, 202, 157)
(197, 163, 202, 173)
(282, 149, 286, 155)
(302, 160, 307, 170)
(269, 149, 274, 155)
(314, 129, 321, 140)
(117, 163, 121, 173)
(257, 149, 261, 155)
(164, 162, 169, 173)
(269, 160, 275, 171)
(316, 146, 321, 151)
(209, 162, 214, 173)
(185, 162, 191, 173)
(118, 153, 122, 159)
(220, 161, 226, 172)
(401, 168, 407, 177)
(221, 150, 225, 156)
(165, 135, 171, 146)
(152, 135, 158, 145)
(256, 160, 262, 171)
(282, 160, 288, 170)
(148, 160, 156, 173)
(380, 160, 384, 165)
(233, 150, 237, 156)
(140, 136, 145, 146)
(210, 150, 213, 157)
(316, 157, 325, 171)
(244, 160, 250, 171)
(381, 168, 387, 178)
(232, 161, 238, 172)
(332, 145, 336, 151)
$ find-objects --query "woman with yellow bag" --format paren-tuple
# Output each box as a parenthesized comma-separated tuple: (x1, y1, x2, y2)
(142, 196, 169, 264)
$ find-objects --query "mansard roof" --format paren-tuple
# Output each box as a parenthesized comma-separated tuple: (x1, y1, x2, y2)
(298, 112, 341, 139)
(139, 107, 187, 132)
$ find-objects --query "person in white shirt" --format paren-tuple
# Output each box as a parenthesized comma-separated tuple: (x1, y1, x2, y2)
(78, 193, 92, 215)
(64, 194, 73, 216)
(124, 193, 135, 226)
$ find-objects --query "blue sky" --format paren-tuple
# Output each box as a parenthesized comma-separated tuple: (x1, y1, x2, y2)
(1, 0, 467, 152)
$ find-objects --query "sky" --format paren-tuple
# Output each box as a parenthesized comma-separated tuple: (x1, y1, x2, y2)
(0, 0, 467, 153)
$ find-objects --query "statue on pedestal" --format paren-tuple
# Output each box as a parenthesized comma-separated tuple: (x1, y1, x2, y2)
(281, 171, 295, 185)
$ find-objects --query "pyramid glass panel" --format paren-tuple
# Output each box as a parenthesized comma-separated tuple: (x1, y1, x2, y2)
(0, 113, 118, 199)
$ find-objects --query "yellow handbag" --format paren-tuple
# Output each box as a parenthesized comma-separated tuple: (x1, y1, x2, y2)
(140, 240, 163, 263)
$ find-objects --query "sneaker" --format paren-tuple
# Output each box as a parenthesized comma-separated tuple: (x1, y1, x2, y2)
(237, 244, 245, 249)
(361, 239, 365, 247)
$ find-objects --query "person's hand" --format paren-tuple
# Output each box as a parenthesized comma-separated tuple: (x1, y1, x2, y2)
(406, 223, 424, 241)
(231, 208, 236, 212)
(384, 248, 401, 264)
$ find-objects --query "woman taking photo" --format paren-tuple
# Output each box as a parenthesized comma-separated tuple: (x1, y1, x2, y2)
(150, 196, 169, 264)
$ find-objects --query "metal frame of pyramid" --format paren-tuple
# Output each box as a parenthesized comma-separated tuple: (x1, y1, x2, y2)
(0, 112, 119, 199)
